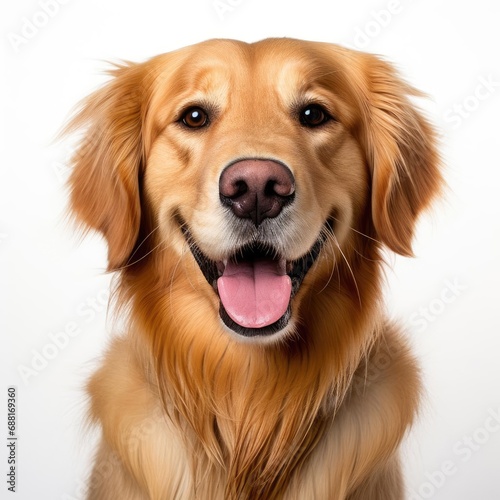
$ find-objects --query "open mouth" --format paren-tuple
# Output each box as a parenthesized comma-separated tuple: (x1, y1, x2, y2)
(179, 220, 326, 337)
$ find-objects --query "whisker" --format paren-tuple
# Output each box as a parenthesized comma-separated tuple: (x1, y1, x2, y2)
(331, 231, 362, 308)
(315, 227, 338, 295)
(353, 247, 382, 263)
(124, 225, 160, 263)
(329, 215, 382, 245)
(116, 212, 185, 272)
(114, 237, 165, 271)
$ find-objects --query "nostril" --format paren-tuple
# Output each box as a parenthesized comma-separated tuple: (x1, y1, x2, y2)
(219, 173, 248, 199)
(234, 180, 248, 197)
(264, 180, 276, 197)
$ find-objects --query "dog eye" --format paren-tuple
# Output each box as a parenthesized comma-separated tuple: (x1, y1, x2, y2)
(181, 107, 209, 128)
(299, 104, 331, 127)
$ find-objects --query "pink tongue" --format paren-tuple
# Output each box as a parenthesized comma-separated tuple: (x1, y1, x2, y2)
(217, 260, 292, 329)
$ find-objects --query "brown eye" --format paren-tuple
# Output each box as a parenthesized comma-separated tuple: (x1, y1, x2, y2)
(181, 107, 209, 128)
(300, 104, 331, 127)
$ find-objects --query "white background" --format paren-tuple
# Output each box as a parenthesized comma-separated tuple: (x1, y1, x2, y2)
(1, 0, 499, 498)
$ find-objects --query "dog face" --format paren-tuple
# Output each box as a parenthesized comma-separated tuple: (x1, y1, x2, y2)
(67, 38, 441, 343)
(144, 40, 370, 340)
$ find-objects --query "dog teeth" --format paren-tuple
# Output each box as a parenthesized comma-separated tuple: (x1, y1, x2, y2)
(217, 260, 227, 276)
(278, 259, 287, 275)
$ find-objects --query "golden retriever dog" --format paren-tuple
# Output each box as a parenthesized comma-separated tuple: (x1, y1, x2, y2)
(66, 38, 442, 499)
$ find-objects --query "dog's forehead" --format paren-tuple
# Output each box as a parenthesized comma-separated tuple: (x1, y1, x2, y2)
(147, 39, 359, 129)
(166, 38, 339, 96)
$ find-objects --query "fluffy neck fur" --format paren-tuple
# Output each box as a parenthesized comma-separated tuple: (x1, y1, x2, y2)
(116, 231, 382, 499)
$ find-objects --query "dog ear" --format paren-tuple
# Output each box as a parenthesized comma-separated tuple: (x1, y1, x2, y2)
(360, 56, 443, 256)
(65, 63, 145, 271)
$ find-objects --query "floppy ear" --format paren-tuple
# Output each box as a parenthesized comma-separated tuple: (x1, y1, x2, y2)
(65, 63, 145, 271)
(361, 56, 443, 256)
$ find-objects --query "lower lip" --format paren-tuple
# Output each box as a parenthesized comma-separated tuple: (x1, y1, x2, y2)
(219, 303, 292, 337)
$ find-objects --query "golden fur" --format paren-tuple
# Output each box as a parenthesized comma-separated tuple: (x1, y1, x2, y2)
(66, 38, 442, 499)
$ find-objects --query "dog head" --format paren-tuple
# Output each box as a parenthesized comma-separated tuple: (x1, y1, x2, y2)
(67, 38, 441, 343)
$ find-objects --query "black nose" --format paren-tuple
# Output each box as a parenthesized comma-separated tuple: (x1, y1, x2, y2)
(219, 159, 295, 226)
